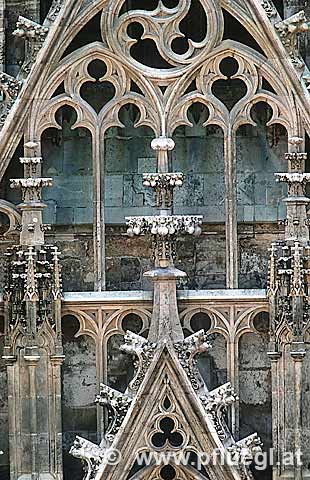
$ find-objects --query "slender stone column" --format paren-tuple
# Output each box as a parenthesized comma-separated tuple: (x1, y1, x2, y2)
(291, 347, 306, 480)
(267, 351, 282, 480)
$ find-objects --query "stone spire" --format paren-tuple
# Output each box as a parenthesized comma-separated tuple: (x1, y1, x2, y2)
(267, 136, 310, 479)
(126, 137, 202, 344)
(3, 146, 64, 479)
(10, 149, 52, 246)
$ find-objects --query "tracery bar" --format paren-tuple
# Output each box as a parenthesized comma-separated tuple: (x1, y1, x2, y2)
(225, 125, 238, 288)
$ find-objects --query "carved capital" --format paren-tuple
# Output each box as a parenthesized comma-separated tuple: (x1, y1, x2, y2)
(143, 173, 184, 208)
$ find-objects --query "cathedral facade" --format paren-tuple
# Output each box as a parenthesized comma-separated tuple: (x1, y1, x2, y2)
(1, 0, 310, 479)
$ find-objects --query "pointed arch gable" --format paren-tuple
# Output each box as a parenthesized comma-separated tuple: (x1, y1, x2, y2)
(96, 346, 241, 480)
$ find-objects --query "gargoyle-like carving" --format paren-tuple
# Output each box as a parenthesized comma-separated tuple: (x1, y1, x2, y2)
(96, 384, 132, 444)
(201, 383, 238, 440)
(13, 17, 49, 76)
(275, 11, 309, 73)
(228, 434, 263, 479)
(174, 330, 211, 390)
(120, 331, 157, 394)
(70, 436, 105, 480)
(0, 73, 22, 127)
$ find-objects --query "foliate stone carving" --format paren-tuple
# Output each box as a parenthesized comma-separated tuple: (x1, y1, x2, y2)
(126, 215, 202, 238)
(46, 0, 65, 22)
(143, 173, 184, 208)
(10, 178, 53, 201)
(228, 434, 263, 479)
(261, 0, 277, 18)
(4, 245, 63, 333)
(13, 16, 49, 41)
(13, 17, 49, 76)
(275, 11, 309, 73)
(174, 330, 211, 390)
(0, 73, 22, 127)
(201, 383, 238, 439)
(286, 152, 307, 172)
(96, 384, 132, 443)
(126, 215, 202, 266)
(70, 436, 105, 480)
(120, 331, 157, 394)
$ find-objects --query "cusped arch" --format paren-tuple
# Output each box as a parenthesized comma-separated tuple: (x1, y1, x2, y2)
(61, 309, 99, 342)
(104, 307, 152, 340)
(168, 40, 294, 135)
(234, 305, 270, 342)
(30, 43, 161, 137)
(180, 306, 230, 340)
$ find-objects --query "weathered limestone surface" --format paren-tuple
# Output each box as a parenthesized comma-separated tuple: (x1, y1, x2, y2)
(1, 0, 310, 479)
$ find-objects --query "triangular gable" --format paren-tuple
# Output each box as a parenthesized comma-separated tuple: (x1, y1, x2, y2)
(95, 344, 241, 480)
(69, 330, 262, 480)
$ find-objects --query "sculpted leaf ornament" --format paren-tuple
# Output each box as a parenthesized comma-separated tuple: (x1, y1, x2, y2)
(120, 331, 157, 394)
(174, 330, 211, 391)
(201, 383, 238, 440)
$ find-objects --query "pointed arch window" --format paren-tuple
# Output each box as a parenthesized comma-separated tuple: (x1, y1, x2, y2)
(20, 0, 304, 289)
